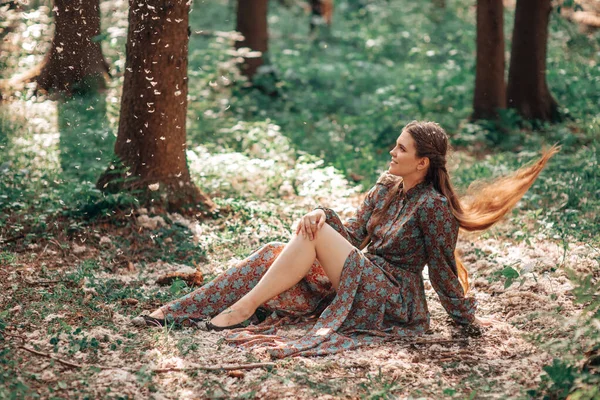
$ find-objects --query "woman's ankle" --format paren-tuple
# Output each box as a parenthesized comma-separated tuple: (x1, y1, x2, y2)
(212, 303, 255, 326)
(149, 309, 165, 319)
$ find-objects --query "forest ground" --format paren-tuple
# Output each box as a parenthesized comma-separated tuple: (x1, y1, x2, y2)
(1, 189, 598, 399)
(1, 0, 599, 399)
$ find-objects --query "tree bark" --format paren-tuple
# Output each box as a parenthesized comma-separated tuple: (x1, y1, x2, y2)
(472, 0, 506, 120)
(235, 0, 269, 80)
(34, 0, 109, 94)
(309, 0, 333, 32)
(97, 0, 215, 214)
(507, 0, 560, 121)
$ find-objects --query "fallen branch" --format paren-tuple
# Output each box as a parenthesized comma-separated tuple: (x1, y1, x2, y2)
(18, 346, 82, 369)
(414, 338, 470, 345)
(18, 343, 274, 374)
(24, 279, 65, 286)
(152, 362, 276, 373)
(0, 233, 25, 244)
(49, 238, 69, 257)
(389, 337, 471, 346)
(1, 332, 26, 344)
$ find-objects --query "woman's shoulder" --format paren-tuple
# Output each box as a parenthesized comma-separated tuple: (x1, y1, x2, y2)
(424, 186, 449, 204)
(375, 172, 402, 187)
(361, 173, 400, 205)
(418, 187, 455, 220)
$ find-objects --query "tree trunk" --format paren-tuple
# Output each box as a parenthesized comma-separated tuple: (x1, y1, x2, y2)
(309, 0, 333, 33)
(472, 0, 506, 120)
(34, 0, 109, 94)
(507, 0, 560, 121)
(97, 0, 215, 214)
(235, 0, 269, 80)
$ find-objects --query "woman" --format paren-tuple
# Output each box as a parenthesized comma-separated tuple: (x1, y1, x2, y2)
(132, 121, 558, 358)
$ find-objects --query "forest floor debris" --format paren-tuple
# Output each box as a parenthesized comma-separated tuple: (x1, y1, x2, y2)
(1, 192, 595, 399)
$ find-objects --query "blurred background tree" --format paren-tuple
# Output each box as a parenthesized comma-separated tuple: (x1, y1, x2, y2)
(235, 0, 269, 81)
(309, 0, 334, 33)
(29, 0, 110, 94)
(507, 0, 560, 121)
(472, 0, 505, 120)
(472, 0, 560, 122)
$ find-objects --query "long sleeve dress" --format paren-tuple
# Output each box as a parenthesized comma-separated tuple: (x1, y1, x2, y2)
(158, 176, 477, 358)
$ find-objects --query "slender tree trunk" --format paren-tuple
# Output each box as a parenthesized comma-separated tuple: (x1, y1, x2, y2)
(507, 0, 560, 121)
(472, 0, 506, 120)
(34, 0, 109, 94)
(309, 0, 333, 33)
(97, 0, 215, 213)
(235, 0, 268, 80)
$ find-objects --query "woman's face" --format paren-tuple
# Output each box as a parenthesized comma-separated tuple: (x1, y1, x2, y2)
(388, 130, 426, 177)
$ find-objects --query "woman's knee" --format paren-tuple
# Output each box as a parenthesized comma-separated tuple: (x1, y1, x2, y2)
(258, 241, 286, 259)
(314, 224, 354, 254)
(250, 241, 284, 256)
(264, 241, 285, 250)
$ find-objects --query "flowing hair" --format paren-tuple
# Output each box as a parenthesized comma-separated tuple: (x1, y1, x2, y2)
(361, 121, 559, 294)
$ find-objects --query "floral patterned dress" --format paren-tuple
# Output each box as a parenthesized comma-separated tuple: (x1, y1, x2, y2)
(159, 176, 477, 358)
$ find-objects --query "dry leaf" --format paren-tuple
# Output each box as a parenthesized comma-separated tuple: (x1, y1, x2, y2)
(121, 298, 139, 306)
(227, 370, 245, 378)
(127, 261, 136, 273)
(156, 271, 204, 286)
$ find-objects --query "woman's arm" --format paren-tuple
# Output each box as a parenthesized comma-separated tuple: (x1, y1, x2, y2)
(418, 196, 477, 325)
(315, 184, 380, 249)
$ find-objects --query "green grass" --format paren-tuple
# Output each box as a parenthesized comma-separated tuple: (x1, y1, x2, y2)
(183, 0, 599, 241)
(1, 0, 598, 242)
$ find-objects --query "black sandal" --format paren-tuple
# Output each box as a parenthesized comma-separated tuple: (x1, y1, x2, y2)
(132, 307, 272, 330)
(131, 314, 169, 327)
(194, 318, 250, 332)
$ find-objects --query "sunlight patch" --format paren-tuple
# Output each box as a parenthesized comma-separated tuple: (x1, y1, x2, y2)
(188, 145, 362, 201)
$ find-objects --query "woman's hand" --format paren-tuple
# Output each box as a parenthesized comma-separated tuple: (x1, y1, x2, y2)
(473, 316, 497, 327)
(461, 315, 498, 337)
(295, 209, 326, 241)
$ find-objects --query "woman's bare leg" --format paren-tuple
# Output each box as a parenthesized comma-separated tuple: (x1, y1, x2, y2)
(148, 224, 354, 323)
(204, 224, 355, 327)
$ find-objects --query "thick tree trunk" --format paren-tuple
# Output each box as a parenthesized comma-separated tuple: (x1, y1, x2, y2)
(309, 0, 333, 32)
(97, 0, 215, 213)
(235, 0, 269, 80)
(472, 0, 506, 120)
(507, 0, 560, 121)
(35, 0, 109, 94)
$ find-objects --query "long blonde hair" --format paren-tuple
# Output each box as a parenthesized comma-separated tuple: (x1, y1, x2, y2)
(362, 121, 559, 294)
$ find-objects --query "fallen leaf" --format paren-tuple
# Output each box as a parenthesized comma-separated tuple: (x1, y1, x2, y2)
(156, 271, 204, 287)
(227, 370, 245, 378)
(121, 298, 139, 306)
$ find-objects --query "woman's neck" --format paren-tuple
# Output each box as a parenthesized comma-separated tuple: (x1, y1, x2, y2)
(401, 176, 426, 194)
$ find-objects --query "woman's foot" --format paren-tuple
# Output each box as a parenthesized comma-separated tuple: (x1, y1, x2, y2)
(131, 309, 167, 327)
(210, 305, 254, 328)
(148, 309, 166, 320)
